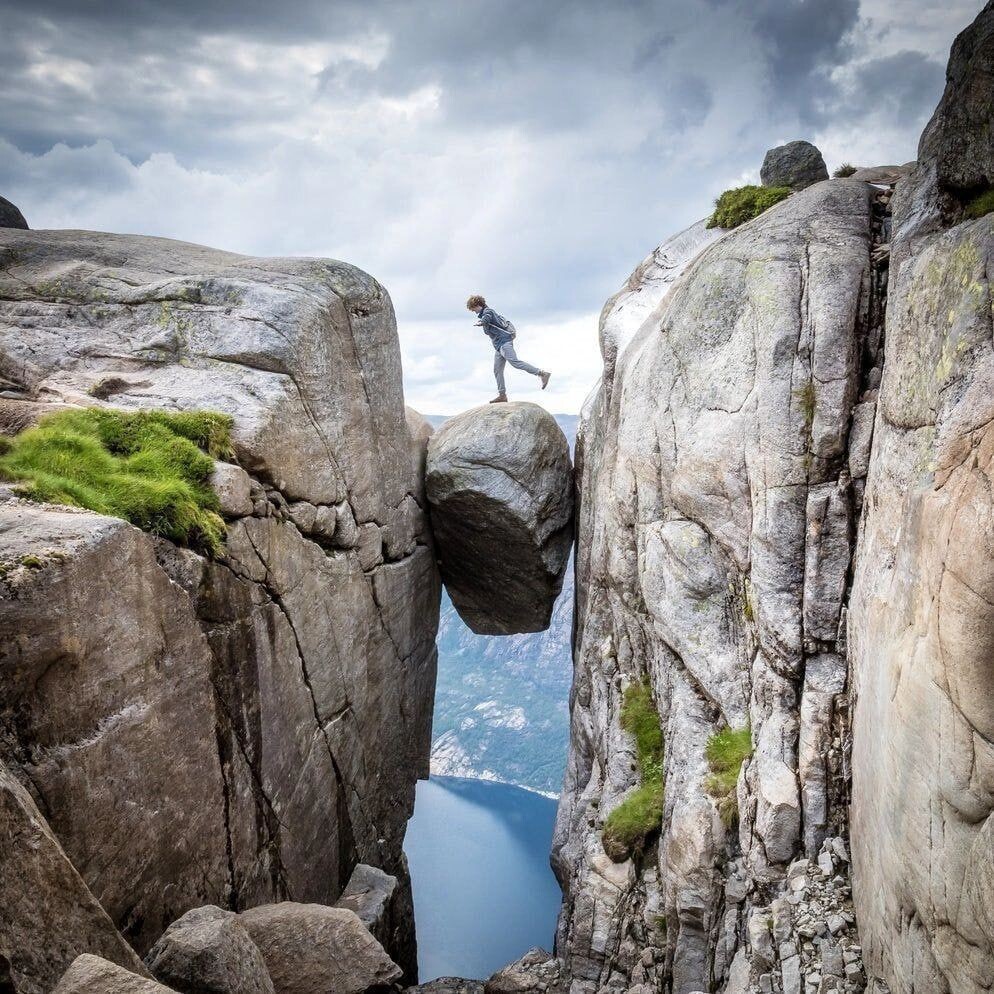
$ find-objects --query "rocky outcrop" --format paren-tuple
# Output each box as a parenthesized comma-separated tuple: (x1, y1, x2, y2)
(761, 141, 830, 191)
(425, 403, 572, 635)
(0, 760, 149, 994)
(849, 4, 994, 992)
(0, 195, 27, 229)
(52, 955, 175, 994)
(555, 176, 879, 993)
(0, 230, 439, 985)
(238, 904, 402, 994)
(144, 906, 274, 994)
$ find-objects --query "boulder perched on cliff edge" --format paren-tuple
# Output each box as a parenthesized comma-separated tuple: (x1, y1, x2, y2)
(426, 402, 573, 635)
(238, 904, 401, 994)
(760, 140, 829, 190)
(0, 195, 27, 229)
(144, 906, 274, 994)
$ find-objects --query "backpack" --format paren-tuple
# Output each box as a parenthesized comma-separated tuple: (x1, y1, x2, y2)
(494, 312, 517, 338)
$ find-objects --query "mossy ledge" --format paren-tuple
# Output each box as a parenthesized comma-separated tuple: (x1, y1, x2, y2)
(0, 408, 233, 556)
(602, 680, 665, 861)
(707, 184, 792, 230)
(704, 725, 753, 828)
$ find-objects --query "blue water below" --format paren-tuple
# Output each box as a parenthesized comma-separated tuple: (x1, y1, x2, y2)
(405, 775, 562, 981)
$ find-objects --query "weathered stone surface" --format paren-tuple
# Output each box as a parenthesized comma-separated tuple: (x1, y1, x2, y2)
(0, 760, 148, 994)
(211, 462, 253, 518)
(52, 955, 174, 994)
(555, 179, 873, 993)
(761, 141, 829, 190)
(144, 906, 274, 994)
(485, 948, 564, 994)
(0, 195, 27, 229)
(849, 164, 915, 185)
(408, 981, 484, 994)
(335, 864, 399, 950)
(426, 402, 573, 635)
(0, 229, 440, 975)
(238, 904, 401, 994)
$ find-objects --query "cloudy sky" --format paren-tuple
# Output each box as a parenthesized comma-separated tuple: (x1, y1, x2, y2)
(0, 0, 981, 413)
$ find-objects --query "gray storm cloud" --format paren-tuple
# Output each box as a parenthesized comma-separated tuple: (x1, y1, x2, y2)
(0, 0, 980, 411)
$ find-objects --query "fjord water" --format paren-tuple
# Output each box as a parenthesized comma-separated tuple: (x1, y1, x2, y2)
(406, 775, 562, 980)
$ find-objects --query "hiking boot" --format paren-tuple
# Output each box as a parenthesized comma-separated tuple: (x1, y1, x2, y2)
(540, 371, 551, 390)
(490, 394, 508, 403)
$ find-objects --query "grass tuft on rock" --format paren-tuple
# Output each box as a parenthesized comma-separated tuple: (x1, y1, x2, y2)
(704, 725, 753, 828)
(833, 163, 858, 178)
(602, 680, 665, 860)
(0, 408, 233, 556)
(964, 187, 994, 220)
(707, 185, 792, 230)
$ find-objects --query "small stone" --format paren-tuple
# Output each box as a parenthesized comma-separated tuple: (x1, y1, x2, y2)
(781, 954, 803, 994)
(211, 462, 253, 518)
(288, 501, 318, 533)
(827, 915, 846, 936)
(817, 851, 834, 877)
(313, 504, 338, 539)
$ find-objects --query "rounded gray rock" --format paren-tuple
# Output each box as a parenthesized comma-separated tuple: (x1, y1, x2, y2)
(760, 141, 829, 190)
(237, 904, 401, 994)
(0, 195, 27, 229)
(425, 402, 573, 635)
(144, 906, 274, 994)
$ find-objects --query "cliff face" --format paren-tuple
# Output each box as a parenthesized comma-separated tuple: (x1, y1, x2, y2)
(555, 179, 880, 993)
(849, 4, 994, 991)
(556, 6, 994, 994)
(0, 231, 439, 991)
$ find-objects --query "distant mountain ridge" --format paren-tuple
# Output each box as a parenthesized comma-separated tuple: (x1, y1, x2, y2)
(425, 412, 576, 796)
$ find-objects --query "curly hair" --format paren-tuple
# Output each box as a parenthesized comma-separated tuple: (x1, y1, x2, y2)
(466, 294, 486, 310)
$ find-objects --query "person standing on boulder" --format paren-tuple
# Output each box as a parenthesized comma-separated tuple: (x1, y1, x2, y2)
(466, 295, 550, 403)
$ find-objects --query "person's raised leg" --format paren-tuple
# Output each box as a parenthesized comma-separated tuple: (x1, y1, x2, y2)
(499, 343, 551, 389)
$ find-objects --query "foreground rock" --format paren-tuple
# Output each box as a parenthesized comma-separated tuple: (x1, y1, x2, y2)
(144, 906, 274, 994)
(850, 4, 994, 992)
(0, 195, 27, 229)
(426, 402, 573, 635)
(556, 177, 874, 992)
(0, 762, 148, 994)
(485, 948, 564, 994)
(760, 140, 829, 190)
(52, 955, 174, 994)
(0, 228, 439, 977)
(238, 904, 401, 994)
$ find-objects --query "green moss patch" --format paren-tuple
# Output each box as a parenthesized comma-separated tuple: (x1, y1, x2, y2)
(704, 725, 753, 828)
(0, 408, 233, 556)
(707, 185, 792, 230)
(603, 680, 665, 861)
(964, 188, 994, 220)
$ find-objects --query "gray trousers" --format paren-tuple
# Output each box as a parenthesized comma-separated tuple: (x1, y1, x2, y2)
(494, 342, 541, 393)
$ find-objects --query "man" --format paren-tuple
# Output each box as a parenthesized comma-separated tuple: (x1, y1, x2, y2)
(466, 294, 551, 403)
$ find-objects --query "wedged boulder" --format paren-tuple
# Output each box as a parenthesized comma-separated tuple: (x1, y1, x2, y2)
(238, 904, 401, 994)
(760, 140, 829, 190)
(52, 955, 174, 994)
(0, 762, 147, 994)
(0, 195, 27, 229)
(425, 402, 573, 635)
(144, 906, 274, 994)
(408, 982, 484, 994)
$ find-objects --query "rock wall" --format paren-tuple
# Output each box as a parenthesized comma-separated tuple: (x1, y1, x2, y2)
(555, 177, 879, 994)
(0, 230, 439, 990)
(849, 4, 994, 992)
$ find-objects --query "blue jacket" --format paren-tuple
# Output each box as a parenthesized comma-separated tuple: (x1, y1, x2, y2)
(478, 306, 513, 350)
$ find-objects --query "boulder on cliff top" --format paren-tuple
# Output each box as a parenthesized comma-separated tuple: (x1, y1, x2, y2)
(760, 140, 829, 190)
(0, 195, 27, 229)
(425, 402, 573, 635)
(237, 904, 401, 994)
(144, 906, 274, 994)
(0, 762, 148, 994)
(52, 955, 175, 994)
